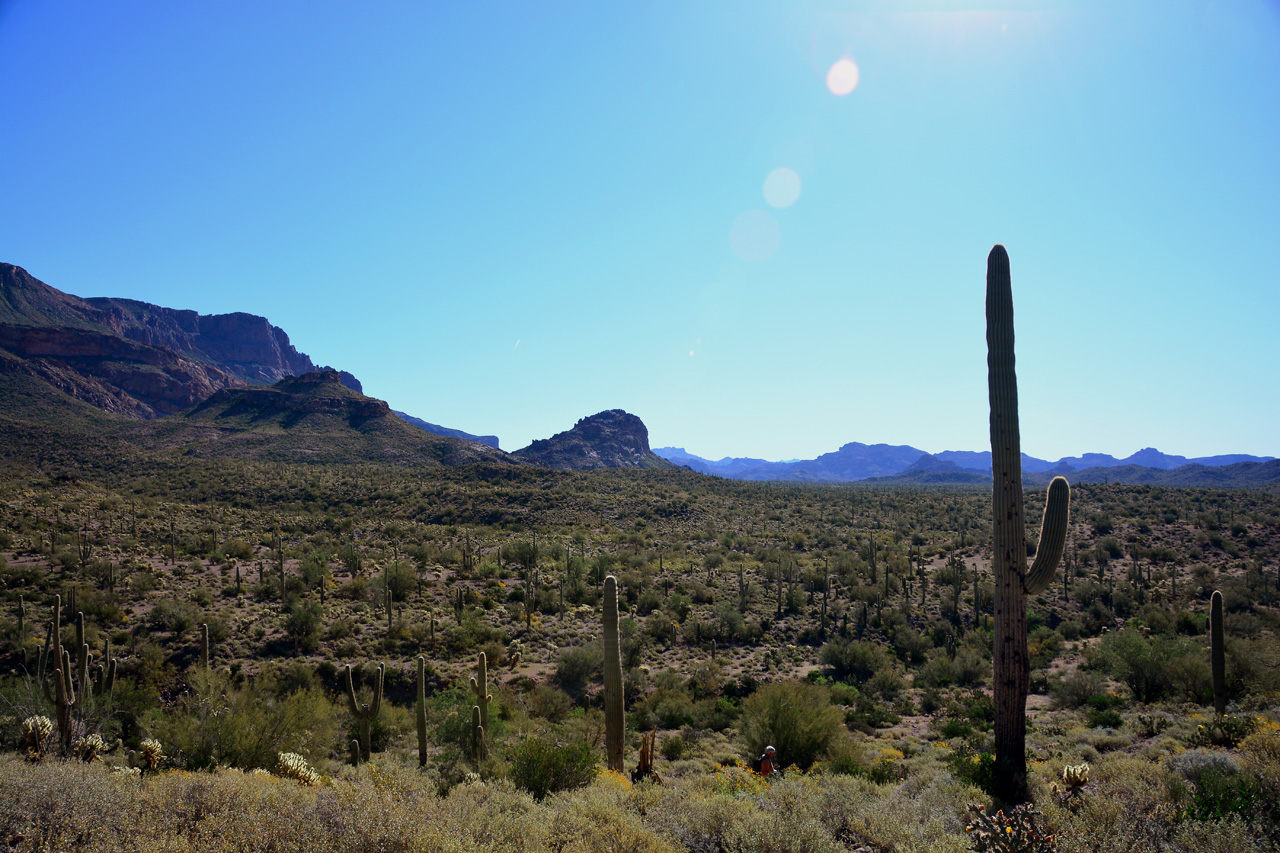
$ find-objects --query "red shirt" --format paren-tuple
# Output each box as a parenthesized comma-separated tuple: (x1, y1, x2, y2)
(760, 755, 774, 775)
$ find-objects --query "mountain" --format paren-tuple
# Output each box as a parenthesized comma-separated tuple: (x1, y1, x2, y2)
(1025, 459, 1280, 490)
(134, 370, 510, 466)
(654, 442, 936, 482)
(393, 410, 500, 449)
(0, 262, 363, 416)
(1, 263, 492, 449)
(867, 455, 991, 485)
(514, 410, 677, 471)
(654, 441, 1275, 489)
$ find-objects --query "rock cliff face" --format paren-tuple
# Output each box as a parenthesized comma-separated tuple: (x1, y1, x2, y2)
(514, 410, 677, 470)
(0, 262, 361, 417)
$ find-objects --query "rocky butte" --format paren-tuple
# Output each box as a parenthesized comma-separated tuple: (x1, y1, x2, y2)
(513, 410, 677, 471)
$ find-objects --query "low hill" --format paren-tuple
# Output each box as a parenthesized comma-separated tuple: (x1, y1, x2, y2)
(132, 370, 513, 467)
(514, 410, 677, 471)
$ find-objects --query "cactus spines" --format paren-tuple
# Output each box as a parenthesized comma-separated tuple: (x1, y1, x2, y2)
(470, 652, 492, 735)
(471, 704, 486, 761)
(1211, 589, 1226, 715)
(345, 663, 384, 763)
(986, 244, 1071, 806)
(603, 574, 625, 773)
(416, 655, 428, 767)
(20, 715, 53, 762)
(138, 738, 164, 774)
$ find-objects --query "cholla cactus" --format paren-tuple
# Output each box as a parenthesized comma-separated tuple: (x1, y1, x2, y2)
(20, 715, 54, 762)
(275, 752, 322, 786)
(965, 803, 1056, 852)
(139, 738, 165, 774)
(1061, 763, 1090, 792)
(72, 733, 109, 763)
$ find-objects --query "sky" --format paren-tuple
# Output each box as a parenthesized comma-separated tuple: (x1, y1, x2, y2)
(2, 1, 1277, 462)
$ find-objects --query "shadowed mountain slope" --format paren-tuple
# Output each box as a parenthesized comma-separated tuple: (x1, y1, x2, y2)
(133, 370, 512, 466)
(515, 410, 677, 470)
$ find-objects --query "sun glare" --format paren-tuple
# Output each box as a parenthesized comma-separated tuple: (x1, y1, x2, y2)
(826, 57, 859, 96)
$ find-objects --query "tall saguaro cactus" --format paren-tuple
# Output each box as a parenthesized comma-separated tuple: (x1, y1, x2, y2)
(345, 663, 384, 764)
(470, 652, 492, 735)
(416, 656, 428, 767)
(1210, 589, 1226, 715)
(603, 575, 625, 773)
(986, 244, 1071, 805)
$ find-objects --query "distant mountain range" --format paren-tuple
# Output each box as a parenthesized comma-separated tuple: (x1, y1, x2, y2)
(654, 444, 1278, 488)
(2, 261, 1275, 488)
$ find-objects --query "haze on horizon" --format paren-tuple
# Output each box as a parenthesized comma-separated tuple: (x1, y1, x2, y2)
(1, 1, 1277, 463)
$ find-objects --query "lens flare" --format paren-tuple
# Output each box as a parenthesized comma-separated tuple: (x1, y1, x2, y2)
(763, 168, 801, 208)
(826, 57, 859, 96)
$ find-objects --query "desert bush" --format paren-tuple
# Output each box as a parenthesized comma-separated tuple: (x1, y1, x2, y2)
(151, 668, 339, 770)
(555, 643, 602, 693)
(507, 734, 598, 800)
(738, 680, 843, 770)
(819, 637, 891, 683)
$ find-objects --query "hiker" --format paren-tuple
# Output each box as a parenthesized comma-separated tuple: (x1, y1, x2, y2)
(757, 745, 777, 776)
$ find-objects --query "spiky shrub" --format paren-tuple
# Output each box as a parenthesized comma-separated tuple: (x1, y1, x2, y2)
(274, 751, 322, 786)
(985, 244, 1071, 804)
(965, 803, 1056, 852)
(139, 738, 165, 774)
(20, 715, 54, 762)
(603, 575, 625, 773)
(72, 733, 109, 763)
(1211, 588, 1226, 715)
(345, 663, 384, 764)
(1061, 763, 1090, 792)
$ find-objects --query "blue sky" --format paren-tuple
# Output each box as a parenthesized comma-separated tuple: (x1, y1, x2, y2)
(2, 1, 1277, 461)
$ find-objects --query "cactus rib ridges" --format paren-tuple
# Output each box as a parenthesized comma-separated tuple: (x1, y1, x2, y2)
(1211, 589, 1226, 716)
(1025, 476, 1071, 595)
(603, 575, 625, 773)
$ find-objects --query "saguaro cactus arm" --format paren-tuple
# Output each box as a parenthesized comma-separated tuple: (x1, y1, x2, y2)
(1024, 477, 1071, 595)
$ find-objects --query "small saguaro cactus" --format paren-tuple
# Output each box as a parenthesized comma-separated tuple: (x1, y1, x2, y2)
(200, 623, 210, 670)
(1211, 589, 1226, 715)
(470, 652, 492, 735)
(416, 655, 428, 768)
(345, 663, 384, 764)
(471, 705, 486, 761)
(986, 244, 1071, 806)
(603, 575, 626, 773)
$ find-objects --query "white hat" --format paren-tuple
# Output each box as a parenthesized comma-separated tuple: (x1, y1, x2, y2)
(765, 746, 775, 754)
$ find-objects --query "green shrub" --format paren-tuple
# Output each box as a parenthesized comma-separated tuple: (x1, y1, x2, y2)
(738, 680, 843, 770)
(507, 734, 598, 800)
(819, 638, 891, 683)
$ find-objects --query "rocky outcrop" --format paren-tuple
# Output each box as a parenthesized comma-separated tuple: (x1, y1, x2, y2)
(514, 410, 676, 471)
(0, 322, 241, 416)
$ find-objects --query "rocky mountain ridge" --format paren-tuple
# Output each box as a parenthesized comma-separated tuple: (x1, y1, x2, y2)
(514, 410, 677, 471)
